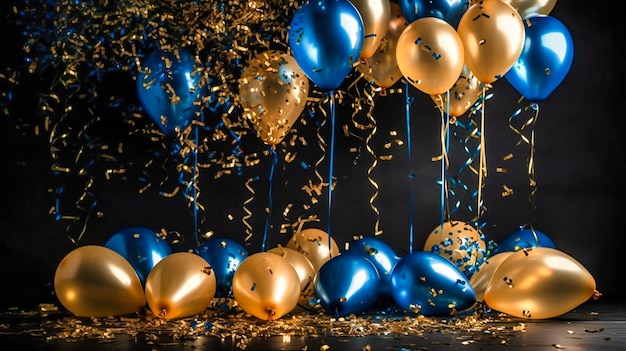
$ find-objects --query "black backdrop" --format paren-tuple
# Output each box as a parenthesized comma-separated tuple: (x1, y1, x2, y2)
(1, 1, 624, 310)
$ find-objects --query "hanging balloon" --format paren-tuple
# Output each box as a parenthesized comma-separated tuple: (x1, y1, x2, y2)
(346, 236, 400, 299)
(285, 228, 340, 272)
(505, 15, 574, 102)
(54, 245, 146, 317)
(501, 0, 557, 19)
(267, 246, 317, 304)
(314, 253, 381, 317)
(399, 0, 469, 28)
(390, 251, 476, 316)
(348, 0, 391, 59)
(136, 48, 206, 136)
(196, 237, 249, 297)
(423, 220, 487, 278)
(484, 247, 596, 319)
(104, 226, 172, 286)
(457, 0, 525, 84)
(144, 252, 217, 320)
(232, 252, 301, 320)
(289, 0, 364, 90)
(490, 227, 556, 256)
(430, 65, 483, 117)
(396, 17, 465, 95)
(239, 50, 309, 146)
(357, 2, 407, 88)
(469, 251, 513, 302)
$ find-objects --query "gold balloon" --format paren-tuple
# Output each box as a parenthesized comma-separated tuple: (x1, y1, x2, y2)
(484, 247, 596, 319)
(239, 50, 309, 146)
(431, 65, 484, 117)
(285, 228, 341, 272)
(501, 0, 557, 19)
(349, 0, 391, 59)
(357, 2, 407, 88)
(396, 17, 465, 95)
(458, 0, 525, 84)
(423, 220, 487, 277)
(144, 252, 216, 320)
(469, 251, 514, 302)
(232, 252, 301, 320)
(267, 246, 316, 303)
(54, 245, 146, 317)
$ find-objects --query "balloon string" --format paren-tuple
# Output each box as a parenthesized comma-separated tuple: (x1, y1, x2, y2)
(473, 86, 488, 224)
(507, 97, 539, 208)
(193, 120, 199, 246)
(261, 146, 278, 252)
(437, 92, 450, 227)
(405, 80, 414, 253)
(327, 90, 336, 250)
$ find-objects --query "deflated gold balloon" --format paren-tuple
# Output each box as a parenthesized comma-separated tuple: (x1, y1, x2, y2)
(501, 0, 557, 19)
(469, 251, 513, 302)
(239, 50, 309, 146)
(267, 246, 316, 303)
(431, 65, 484, 117)
(144, 252, 216, 320)
(349, 0, 391, 59)
(484, 247, 596, 319)
(458, 0, 525, 84)
(54, 245, 146, 317)
(232, 252, 301, 320)
(357, 2, 407, 88)
(396, 17, 465, 95)
(285, 228, 340, 272)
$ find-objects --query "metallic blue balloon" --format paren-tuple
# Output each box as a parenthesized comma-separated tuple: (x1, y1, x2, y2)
(314, 253, 381, 317)
(289, 0, 364, 90)
(491, 227, 556, 256)
(104, 226, 172, 286)
(399, 0, 468, 28)
(196, 238, 249, 296)
(136, 48, 205, 135)
(505, 15, 574, 102)
(346, 237, 400, 299)
(390, 251, 476, 316)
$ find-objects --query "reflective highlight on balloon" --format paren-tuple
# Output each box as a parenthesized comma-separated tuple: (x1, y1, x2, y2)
(197, 237, 249, 297)
(286, 228, 340, 272)
(491, 227, 556, 256)
(501, 0, 557, 19)
(347, 236, 400, 299)
(349, 0, 391, 59)
(469, 251, 513, 302)
(267, 246, 316, 303)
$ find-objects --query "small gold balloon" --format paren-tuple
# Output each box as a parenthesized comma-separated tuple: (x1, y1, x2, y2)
(144, 252, 216, 320)
(431, 65, 484, 117)
(285, 228, 340, 272)
(469, 251, 514, 302)
(267, 246, 316, 303)
(232, 252, 301, 320)
(349, 0, 391, 59)
(54, 245, 146, 317)
(423, 220, 486, 277)
(501, 0, 557, 19)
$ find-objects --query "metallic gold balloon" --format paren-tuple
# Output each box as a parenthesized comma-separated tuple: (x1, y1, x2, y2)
(54, 245, 146, 317)
(267, 246, 316, 303)
(484, 247, 596, 319)
(239, 50, 309, 146)
(285, 228, 341, 272)
(357, 2, 407, 88)
(469, 251, 513, 302)
(430, 65, 484, 117)
(458, 0, 525, 84)
(501, 0, 557, 19)
(396, 17, 465, 95)
(232, 252, 301, 320)
(349, 0, 391, 59)
(144, 252, 216, 320)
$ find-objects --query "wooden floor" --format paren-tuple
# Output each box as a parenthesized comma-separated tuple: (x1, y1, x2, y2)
(1, 299, 625, 351)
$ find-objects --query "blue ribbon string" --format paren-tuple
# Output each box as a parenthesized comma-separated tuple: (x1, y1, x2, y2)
(327, 91, 336, 246)
(261, 145, 278, 252)
(405, 81, 414, 254)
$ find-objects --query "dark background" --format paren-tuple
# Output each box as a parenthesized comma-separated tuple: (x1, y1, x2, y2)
(1, 1, 623, 311)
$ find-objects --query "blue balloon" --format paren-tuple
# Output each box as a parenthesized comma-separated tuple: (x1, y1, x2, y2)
(314, 253, 381, 317)
(491, 227, 556, 256)
(136, 48, 205, 135)
(288, 0, 364, 90)
(196, 238, 249, 297)
(346, 237, 400, 299)
(104, 226, 172, 286)
(399, 0, 468, 28)
(390, 251, 476, 316)
(505, 15, 574, 102)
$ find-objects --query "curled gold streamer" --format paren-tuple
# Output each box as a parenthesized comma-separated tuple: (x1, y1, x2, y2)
(507, 99, 539, 208)
(242, 177, 256, 245)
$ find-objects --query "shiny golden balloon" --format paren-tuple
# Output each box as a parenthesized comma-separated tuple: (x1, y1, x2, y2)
(267, 246, 316, 303)
(501, 0, 557, 19)
(232, 252, 301, 320)
(458, 0, 525, 84)
(357, 2, 407, 88)
(469, 251, 514, 302)
(144, 252, 216, 320)
(431, 65, 484, 117)
(349, 0, 391, 59)
(396, 17, 465, 95)
(239, 50, 309, 146)
(285, 228, 341, 272)
(484, 247, 596, 319)
(54, 245, 146, 317)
